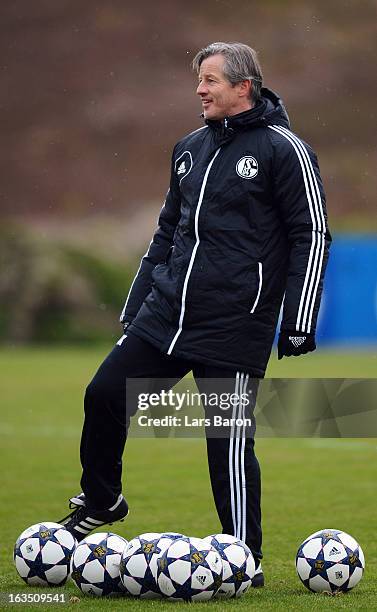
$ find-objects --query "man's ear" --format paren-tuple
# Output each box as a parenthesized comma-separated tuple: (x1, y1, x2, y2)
(237, 79, 252, 99)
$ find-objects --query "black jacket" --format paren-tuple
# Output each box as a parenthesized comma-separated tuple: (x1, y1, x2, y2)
(121, 89, 331, 376)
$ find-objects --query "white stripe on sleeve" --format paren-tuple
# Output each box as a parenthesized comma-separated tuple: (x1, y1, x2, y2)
(268, 125, 326, 333)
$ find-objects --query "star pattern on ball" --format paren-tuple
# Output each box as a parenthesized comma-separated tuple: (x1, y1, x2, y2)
(14, 523, 76, 587)
(296, 529, 365, 593)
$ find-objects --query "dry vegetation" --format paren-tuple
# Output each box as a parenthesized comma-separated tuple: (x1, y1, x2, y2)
(0, 0, 376, 232)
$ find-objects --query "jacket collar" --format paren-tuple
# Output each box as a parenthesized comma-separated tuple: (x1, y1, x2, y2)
(205, 98, 267, 134)
(204, 88, 290, 141)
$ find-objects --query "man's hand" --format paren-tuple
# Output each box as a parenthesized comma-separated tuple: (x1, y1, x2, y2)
(278, 331, 316, 360)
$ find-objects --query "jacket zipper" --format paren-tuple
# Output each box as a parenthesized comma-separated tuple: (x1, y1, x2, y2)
(167, 148, 221, 355)
(250, 262, 263, 313)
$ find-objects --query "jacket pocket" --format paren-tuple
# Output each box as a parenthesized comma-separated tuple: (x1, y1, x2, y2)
(151, 246, 174, 281)
(250, 262, 263, 314)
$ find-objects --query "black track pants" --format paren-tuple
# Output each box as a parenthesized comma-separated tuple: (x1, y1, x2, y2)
(80, 332, 262, 561)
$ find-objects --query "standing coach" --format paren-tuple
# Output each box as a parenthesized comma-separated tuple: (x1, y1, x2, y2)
(59, 42, 331, 587)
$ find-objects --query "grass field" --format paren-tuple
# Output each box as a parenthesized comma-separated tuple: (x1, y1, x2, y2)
(0, 345, 376, 610)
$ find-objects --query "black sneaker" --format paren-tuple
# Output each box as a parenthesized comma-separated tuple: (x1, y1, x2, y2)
(251, 562, 264, 587)
(58, 494, 129, 542)
(69, 492, 86, 508)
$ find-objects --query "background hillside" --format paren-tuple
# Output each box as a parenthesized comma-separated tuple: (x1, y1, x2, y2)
(0, 1, 376, 345)
(0, 0, 376, 230)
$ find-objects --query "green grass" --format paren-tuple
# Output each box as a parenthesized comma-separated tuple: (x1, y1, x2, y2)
(0, 346, 376, 610)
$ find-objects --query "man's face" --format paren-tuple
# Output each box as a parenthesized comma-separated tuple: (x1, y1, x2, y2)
(196, 54, 252, 120)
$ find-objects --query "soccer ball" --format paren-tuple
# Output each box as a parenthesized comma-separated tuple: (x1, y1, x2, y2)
(119, 532, 185, 598)
(160, 532, 186, 540)
(71, 532, 128, 596)
(156, 536, 223, 601)
(120, 532, 162, 598)
(296, 529, 365, 593)
(14, 522, 76, 586)
(204, 534, 255, 598)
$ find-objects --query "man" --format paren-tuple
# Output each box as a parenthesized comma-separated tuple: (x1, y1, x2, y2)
(59, 42, 331, 587)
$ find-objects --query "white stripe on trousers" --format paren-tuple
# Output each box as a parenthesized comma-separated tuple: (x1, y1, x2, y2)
(229, 371, 249, 542)
(229, 373, 239, 537)
(234, 374, 242, 540)
(240, 376, 248, 543)
(268, 125, 326, 333)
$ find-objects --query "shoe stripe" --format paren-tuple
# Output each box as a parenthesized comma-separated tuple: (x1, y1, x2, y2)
(74, 525, 93, 534)
(78, 520, 99, 529)
(85, 517, 104, 525)
(108, 494, 123, 512)
(70, 498, 85, 507)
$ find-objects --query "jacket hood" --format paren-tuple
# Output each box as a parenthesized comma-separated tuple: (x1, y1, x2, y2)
(205, 87, 290, 135)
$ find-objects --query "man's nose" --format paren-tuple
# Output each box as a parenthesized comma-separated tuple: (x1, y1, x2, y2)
(196, 81, 207, 95)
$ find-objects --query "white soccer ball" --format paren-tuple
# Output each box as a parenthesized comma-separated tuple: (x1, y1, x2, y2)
(156, 536, 223, 601)
(14, 522, 77, 586)
(120, 532, 163, 598)
(296, 528, 365, 593)
(160, 532, 186, 540)
(119, 531, 187, 598)
(204, 534, 255, 598)
(70, 532, 128, 596)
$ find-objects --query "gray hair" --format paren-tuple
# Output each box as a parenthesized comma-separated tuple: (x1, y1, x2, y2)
(192, 42, 263, 103)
